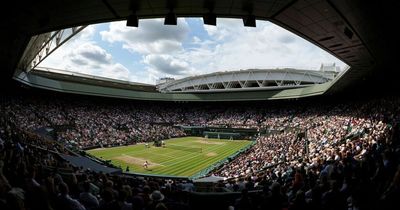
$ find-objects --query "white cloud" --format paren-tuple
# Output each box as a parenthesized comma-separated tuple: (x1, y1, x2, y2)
(69, 43, 112, 65)
(124, 39, 183, 54)
(100, 19, 189, 54)
(60, 42, 131, 81)
(192, 36, 201, 44)
(100, 63, 131, 81)
(41, 18, 347, 85)
(141, 18, 347, 83)
(39, 25, 133, 82)
(143, 54, 193, 76)
(79, 25, 96, 39)
(197, 18, 347, 71)
(204, 18, 240, 41)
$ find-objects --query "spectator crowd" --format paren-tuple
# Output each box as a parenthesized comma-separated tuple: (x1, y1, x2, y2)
(0, 95, 400, 209)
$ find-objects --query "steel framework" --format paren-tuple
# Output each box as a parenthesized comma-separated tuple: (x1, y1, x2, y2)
(17, 26, 87, 72)
(157, 69, 336, 93)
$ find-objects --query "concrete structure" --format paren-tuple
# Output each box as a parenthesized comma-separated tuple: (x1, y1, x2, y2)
(1, 0, 398, 100)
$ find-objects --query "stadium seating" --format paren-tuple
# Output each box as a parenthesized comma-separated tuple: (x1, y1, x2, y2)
(1, 95, 400, 210)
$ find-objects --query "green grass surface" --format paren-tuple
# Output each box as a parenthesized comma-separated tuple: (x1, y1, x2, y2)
(87, 137, 252, 177)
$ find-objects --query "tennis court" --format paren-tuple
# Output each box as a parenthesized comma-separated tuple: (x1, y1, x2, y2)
(87, 137, 252, 177)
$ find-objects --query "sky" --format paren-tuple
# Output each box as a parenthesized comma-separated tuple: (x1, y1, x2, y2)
(39, 18, 347, 85)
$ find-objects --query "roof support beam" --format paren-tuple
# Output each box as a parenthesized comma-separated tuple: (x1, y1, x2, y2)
(18, 26, 87, 72)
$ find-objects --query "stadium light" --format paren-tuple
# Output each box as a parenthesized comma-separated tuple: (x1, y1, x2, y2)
(164, 11, 177, 25)
(203, 12, 216, 26)
(243, 15, 256, 27)
(126, 14, 139, 27)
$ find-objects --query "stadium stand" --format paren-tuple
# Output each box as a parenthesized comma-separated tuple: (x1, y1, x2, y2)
(1, 1, 400, 209)
(1, 94, 400, 209)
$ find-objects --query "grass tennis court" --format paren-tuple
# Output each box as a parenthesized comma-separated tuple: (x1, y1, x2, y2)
(87, 137, 252, 177)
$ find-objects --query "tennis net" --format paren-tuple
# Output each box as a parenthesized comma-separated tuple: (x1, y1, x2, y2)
(166, 144, 202, 153)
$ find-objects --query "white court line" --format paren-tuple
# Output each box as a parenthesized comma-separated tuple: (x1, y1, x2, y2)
(159, 142, 232, 166)
(119, 139, 247, 168)
(124, 149, 176, 159)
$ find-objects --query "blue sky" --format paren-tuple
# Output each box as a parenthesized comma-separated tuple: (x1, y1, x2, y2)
(40, 18, 347, 84)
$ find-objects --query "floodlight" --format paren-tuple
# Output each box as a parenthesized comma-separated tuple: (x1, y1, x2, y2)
(164, 12, 177, 25)
(126, 14, 138, 27)
(203, 12, 216, 26)
(243, 15, 256, 27)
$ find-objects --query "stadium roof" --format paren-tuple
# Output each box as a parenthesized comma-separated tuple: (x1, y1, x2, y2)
(1, 0, 398, 100)
(157, 68, 336, 93)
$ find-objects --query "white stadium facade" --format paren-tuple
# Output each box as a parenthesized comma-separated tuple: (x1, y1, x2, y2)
(157, 64, 339, 93)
